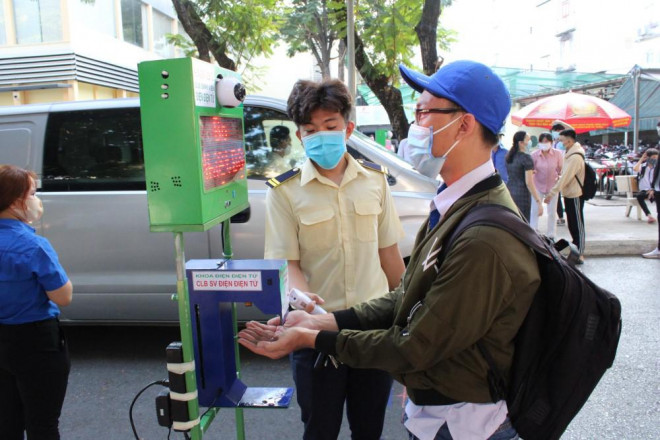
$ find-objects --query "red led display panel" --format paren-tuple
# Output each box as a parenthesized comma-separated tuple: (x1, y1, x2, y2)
(199, 116, 245, 191)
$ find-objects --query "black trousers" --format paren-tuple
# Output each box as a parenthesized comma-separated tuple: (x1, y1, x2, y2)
(635, 190, 654, 216)
(556, 192, 564, 218)
(0, 318, 70, 440)
(655, 194, 660, 248)
(291, 348, 393, 440)
(564, 196, 585, 255)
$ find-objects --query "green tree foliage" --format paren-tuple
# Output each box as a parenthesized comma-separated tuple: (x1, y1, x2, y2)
(171, 0, 281, 89)
(330, 0, 456, 138)
(173, 0, 455, 137)
(280, 0, 342, 79)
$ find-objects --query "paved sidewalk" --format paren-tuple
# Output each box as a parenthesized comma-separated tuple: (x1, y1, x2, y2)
(535, 195, 658, 257)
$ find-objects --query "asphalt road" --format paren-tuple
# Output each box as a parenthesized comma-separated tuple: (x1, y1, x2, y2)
(57, 256, 659, 439)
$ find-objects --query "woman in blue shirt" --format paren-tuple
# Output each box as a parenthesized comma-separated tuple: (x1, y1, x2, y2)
(0, 164, 73, 439)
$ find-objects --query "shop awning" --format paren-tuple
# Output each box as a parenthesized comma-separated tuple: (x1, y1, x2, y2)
(590, 66, 660, 135)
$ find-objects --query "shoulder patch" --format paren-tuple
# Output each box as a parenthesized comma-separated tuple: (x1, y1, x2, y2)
(265, 168, 301, 189)
(357, 159, 388, 175)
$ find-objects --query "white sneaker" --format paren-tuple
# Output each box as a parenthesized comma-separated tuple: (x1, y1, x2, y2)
(642, 248, 660, 259)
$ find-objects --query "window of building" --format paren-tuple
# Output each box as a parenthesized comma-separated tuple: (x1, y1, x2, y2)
(121, 0, 148, 49)
(152, 9, 174, 57)
(0, 6, 6, 45)
(13, 0, 62, 44)
(42, 108, 146, 191)
(72, 0, 116, 38)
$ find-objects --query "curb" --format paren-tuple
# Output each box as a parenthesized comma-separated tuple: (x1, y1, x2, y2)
(584, 240, 658, 257)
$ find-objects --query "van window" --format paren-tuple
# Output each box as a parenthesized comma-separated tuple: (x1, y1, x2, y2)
(0, 128, 31, 168)
(42, 108, 146, 191)
(243, 106, 305, 180)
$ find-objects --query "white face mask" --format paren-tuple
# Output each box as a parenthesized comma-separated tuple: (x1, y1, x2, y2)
(14, 196, 43, 224)
(406, 117, 462, 178)
(539, 142, 552, 151)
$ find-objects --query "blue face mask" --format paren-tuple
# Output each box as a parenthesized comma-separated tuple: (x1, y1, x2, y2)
(302, 130, 347, 170)
(551, 131, 560, 140)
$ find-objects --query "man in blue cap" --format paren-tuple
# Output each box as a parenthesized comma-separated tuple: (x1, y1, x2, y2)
(239, 60, 540, 440)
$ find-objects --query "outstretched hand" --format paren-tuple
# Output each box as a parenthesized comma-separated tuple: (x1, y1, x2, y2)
(238, 321, 316, 359)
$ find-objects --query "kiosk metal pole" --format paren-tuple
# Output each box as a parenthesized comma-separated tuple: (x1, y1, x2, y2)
(174, 232, 202, 439)
(222, 219, 246, 440)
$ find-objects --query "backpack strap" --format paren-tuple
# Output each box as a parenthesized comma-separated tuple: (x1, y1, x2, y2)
(439, 204, 551, 262)
(437, 203, 580, 402)
(573, 152, 586, 189)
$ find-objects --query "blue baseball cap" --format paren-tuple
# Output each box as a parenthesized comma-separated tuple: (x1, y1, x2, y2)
(399, 60, 511, 135)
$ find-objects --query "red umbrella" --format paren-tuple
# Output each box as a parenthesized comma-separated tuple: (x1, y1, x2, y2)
(511, 92, 632, 134)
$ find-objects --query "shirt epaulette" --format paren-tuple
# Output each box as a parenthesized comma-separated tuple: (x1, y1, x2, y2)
(266, 167, 301, 188)
(357, 159, 388, 175)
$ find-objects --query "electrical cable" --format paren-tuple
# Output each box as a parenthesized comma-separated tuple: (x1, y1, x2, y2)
(129, 379, 169, 440)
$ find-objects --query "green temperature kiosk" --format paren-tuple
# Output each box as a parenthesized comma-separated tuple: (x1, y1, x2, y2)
(138, 58, 291, 440)
(139, 57, 248, 232)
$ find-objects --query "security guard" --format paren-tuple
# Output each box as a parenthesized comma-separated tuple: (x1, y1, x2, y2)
(264, 79, 405, 440)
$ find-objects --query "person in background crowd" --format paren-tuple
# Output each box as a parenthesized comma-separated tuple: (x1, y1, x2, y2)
(385, 130, 395, 152)
(530, 132, 563, 238)
(264, 78, 405, 440)
(240, 60, 539, 440)
(545, 129, 586, 263)
(633, 148, 658, 224)
(641, 147, 660, 259)
(551, 121, 570, 226)
(491, 132, 509, 183)
(505, 130, 543, 221)
(0, 164, 73, 439)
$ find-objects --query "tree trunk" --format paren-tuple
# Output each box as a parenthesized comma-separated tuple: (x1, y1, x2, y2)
(172, 0, 210, 62)
(337, 39, 346, 82)
(171, 0, 237, 71)
(351, 32, 409, 140)
(415, 0, 441, 75)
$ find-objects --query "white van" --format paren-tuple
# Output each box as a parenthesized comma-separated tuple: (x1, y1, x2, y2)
(0, 96, 436, 323)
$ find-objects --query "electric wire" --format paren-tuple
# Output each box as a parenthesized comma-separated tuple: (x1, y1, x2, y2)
(129, 379, 169, 440)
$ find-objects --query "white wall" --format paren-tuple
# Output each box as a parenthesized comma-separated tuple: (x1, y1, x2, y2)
(442, 0, 660, 73)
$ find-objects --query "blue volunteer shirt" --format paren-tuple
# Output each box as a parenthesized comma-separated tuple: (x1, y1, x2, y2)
(0, 219, 68, 324)
(491, 144, 509, 183)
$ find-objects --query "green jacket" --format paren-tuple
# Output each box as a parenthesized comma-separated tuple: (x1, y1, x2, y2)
(316, 175, 540, 404)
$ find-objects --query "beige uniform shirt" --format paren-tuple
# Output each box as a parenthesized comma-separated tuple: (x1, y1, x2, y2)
(264, 154, 404, 311)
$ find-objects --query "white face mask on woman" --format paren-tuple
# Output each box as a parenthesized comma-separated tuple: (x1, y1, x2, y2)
(406, 117, 462, 178)
(13, 196, 43, 224)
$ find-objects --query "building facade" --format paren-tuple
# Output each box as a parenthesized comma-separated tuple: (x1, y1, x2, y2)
(442, 0, 660, 74)
(0, 0, 184, 105)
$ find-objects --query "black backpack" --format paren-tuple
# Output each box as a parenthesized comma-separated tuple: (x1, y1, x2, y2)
(574, 153, 597, 200)
(441, 204, 622, 440)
